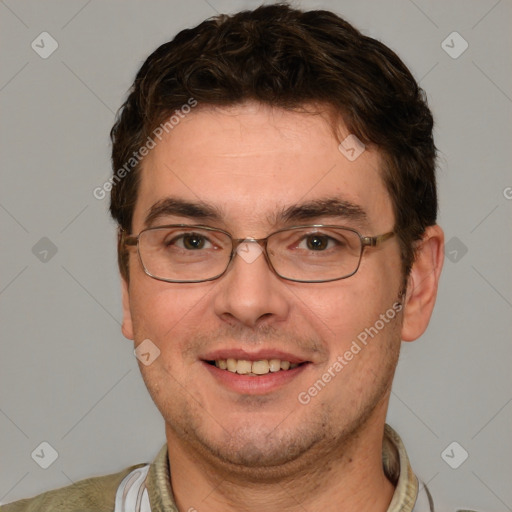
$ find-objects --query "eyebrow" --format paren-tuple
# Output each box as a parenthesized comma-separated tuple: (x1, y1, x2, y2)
(144, 196, 369, 229)
(144, 198, 222, 227)
(277, 198, 369, 226)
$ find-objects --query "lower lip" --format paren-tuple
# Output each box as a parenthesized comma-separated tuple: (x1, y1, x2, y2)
(202, 361, 310, 394)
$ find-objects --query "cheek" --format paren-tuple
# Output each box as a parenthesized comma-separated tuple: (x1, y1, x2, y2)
(129, 277, 213, 352)
(292, 264, 402, 350)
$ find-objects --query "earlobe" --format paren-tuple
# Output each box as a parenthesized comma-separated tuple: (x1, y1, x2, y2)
(121, 277, 134, 340)
(401, 225, 444, 342)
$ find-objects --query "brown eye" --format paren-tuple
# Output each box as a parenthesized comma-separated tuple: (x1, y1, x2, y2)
(164, 232, 213, 250)
(182, 234, 206, 250)
(305, 235, 330, 251)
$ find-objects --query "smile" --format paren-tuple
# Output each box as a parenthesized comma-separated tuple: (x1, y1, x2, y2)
(207, 358, 301, 376)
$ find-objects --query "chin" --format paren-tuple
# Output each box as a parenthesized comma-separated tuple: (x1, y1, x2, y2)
(199, 429, 323, 479)
(168, 409, 332, 475)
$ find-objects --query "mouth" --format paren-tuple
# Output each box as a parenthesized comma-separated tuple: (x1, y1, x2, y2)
(205, 358, 303, 376)
(200, 351, 312, 394)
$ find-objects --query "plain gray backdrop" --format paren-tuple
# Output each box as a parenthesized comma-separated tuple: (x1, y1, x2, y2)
(1, 0, 511, 510)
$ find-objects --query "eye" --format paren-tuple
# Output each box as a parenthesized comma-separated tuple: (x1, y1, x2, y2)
(168, 233, 213, 250)
(299, 234, 336, 251)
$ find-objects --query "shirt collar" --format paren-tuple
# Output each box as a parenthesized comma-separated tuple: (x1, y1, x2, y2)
(383, 424, 422, 511)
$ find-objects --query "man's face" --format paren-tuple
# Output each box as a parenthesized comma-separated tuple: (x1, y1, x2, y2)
(122, 103, 404, 472)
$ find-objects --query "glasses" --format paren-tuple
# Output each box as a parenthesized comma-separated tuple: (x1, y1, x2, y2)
(123, 224, 395, 284)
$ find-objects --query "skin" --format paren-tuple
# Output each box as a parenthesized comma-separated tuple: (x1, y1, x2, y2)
(121, 102, 444, 512)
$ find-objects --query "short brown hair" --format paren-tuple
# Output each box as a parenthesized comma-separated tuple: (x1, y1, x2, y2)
(110, 3, 437, 282)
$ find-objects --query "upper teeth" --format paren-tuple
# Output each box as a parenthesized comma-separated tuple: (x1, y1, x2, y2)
(215, 358, 298, 375)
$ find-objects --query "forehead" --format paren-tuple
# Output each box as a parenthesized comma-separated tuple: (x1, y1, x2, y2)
(133, 103, 394, 233)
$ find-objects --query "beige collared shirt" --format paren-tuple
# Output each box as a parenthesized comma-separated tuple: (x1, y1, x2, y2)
(3, 424, 434, 512)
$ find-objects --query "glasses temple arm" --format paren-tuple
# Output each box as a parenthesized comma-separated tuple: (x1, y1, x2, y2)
(362, 231, 395, 247)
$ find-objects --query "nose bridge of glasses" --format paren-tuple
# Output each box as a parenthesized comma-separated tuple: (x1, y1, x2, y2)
(229, 237, 274, 269)
(232, 237, 267, 250)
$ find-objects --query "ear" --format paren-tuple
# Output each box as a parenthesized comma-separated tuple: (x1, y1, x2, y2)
(121, 277, 134, 340)
(401, 225, 444, 342)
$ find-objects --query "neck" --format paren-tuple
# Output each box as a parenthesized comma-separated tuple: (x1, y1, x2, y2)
(165, 409, 395, 512)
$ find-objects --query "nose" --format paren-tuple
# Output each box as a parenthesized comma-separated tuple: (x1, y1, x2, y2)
(212, 240, 290, 328)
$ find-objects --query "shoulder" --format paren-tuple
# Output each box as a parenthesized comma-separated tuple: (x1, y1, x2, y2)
(1, 463, 147, 512)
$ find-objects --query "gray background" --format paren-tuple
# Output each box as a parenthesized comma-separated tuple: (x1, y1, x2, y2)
(1, 0, 511, 510)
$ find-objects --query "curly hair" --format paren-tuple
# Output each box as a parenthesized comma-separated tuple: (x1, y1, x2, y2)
(110, 3, 437, 282)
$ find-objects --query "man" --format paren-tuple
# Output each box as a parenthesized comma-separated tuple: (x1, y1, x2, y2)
(4, 3, 453, 511)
